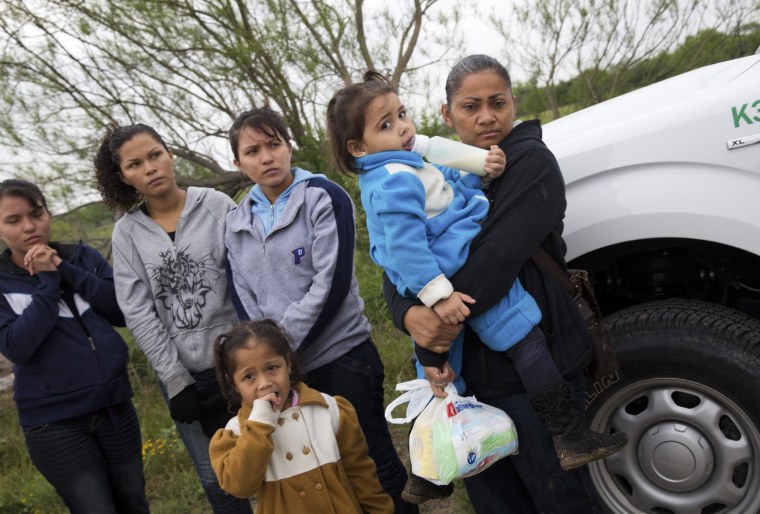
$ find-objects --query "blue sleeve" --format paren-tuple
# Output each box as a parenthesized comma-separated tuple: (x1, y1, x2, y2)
(435, 164, 481, 187)
(225, 258, 250, 322)
(434, 164, 483, 199)
(458, 169, 484, 190)
(435, 164, 464, 183)
(0, 272, 62, 364)
(57, 245, 125, 327)
(370, 172, 445, 295)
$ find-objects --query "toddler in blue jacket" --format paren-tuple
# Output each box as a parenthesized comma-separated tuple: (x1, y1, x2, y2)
(326, 71, 628, 504)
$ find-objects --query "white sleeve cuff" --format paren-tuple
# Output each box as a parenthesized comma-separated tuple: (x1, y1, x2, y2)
(418, 273, 454, 307)
(249, 399, 277, 426)
(224, 416, 242, 436)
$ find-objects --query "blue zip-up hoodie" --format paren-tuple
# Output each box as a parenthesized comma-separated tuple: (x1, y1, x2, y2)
(249, 167, 324, 235)
(0, 242, 133, 426)
(356, 151, 488, 307)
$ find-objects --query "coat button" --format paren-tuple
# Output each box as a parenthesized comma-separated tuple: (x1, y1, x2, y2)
(286, 452, 293, 460)
(292, 412, 300, 420)
(277, 418, 285, 425)
(302, 446, 311, 455)
(299, 491, 306, 498)
(315, 483, 323, 491)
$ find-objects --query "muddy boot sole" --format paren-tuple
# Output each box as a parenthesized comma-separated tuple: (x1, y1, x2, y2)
(556, 431, 629, 470)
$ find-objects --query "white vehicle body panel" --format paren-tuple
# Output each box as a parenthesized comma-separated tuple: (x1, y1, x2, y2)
(542, 55, 760, 261)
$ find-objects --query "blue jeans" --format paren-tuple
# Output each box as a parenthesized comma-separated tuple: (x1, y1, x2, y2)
(303, 339, 418, 514)
(462, 374, 605, 514)
(23, 401, 150, 514)
(160, 370, 252, 514)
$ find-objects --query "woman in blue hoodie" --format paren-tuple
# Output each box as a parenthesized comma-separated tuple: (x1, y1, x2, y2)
(224, 107, 413, 513)
(0, 179, 150, 514)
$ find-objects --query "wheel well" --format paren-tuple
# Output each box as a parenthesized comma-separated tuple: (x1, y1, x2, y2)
(569, 238, 760, 320)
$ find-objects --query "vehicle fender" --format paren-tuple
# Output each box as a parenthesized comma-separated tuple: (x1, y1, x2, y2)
(562, 162, 760, 261)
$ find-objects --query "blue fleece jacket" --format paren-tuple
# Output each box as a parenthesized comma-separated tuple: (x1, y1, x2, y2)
(356, 151, 488, 308)
(0, 243, 133, 426)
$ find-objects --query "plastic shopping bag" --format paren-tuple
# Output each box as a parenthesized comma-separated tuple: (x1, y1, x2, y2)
(385, 379, 436, 424)
(385, 379, 518, 485)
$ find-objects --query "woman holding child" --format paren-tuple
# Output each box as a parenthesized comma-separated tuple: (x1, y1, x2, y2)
(382, 55, 609, 513)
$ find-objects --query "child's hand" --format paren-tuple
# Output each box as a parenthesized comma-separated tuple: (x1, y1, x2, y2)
(482, 145, 506, 185)
(433, 291, 475, 324)
(424, 362, 457, 398)
(258, 392, 284, 412)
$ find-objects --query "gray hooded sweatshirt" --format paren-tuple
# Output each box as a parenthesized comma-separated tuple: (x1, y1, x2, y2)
(225, 169, 371, 374)
(112, 187, 237, 397)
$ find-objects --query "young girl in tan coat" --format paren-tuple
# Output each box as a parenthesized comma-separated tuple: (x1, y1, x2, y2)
(209, 320, 393, 514)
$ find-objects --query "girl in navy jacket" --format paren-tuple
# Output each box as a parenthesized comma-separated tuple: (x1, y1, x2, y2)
(0, 179, 149, 513)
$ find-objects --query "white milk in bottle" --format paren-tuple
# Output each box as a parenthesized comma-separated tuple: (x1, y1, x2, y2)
(410, 135, 488, 176)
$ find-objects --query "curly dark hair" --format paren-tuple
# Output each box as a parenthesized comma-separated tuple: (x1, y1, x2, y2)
(213, 319, 301, 406)
(93, 123, 169, 211)
(325, 70, 396, 176)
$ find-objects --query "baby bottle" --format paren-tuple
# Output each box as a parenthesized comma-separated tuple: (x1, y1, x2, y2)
(410, 135, 488, 176)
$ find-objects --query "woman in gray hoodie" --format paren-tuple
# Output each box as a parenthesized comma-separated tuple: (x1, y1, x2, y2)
(224, 107, 413, 513)
(93, 124, 252, 514)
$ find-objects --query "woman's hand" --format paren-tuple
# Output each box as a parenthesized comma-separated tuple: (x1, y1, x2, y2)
(433, 291, 475, 324)
(424, 362, 456, 398)
(482, 145, 507, 185)
(402, 305, 463, 352)
(23, 244, 61, 275)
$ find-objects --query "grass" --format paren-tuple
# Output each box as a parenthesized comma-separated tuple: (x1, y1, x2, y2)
(0, 250, 475, 513)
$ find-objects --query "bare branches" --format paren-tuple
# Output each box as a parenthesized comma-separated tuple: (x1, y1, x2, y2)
(503, 0, 754, 117)
(0, 0, 463, 202)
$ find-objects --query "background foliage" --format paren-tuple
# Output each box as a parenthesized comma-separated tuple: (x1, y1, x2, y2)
(1, 0, 760, 511)
(1, 0, 757, 206)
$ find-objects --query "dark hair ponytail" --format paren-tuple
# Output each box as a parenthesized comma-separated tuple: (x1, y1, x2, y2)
(326, 70, 397, 175)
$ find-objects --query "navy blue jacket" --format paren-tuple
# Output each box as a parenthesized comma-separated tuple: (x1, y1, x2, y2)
(0, 242, 133, 426)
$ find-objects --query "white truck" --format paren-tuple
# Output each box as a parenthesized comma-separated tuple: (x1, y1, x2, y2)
(543, 53, 760, 514)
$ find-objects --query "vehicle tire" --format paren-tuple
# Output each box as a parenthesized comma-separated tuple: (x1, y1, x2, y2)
(585, 299, 760, 514)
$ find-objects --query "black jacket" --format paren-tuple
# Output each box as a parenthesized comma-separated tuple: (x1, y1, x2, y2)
(384, 120, 592, 398)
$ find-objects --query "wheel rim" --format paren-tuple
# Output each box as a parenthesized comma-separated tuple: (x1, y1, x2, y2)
(588, 377, 760, 514)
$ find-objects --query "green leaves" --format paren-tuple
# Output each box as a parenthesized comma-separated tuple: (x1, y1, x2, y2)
(0, 0, 465, 203)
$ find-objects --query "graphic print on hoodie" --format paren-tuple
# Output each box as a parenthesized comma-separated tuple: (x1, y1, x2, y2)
(148, 245, 223, 330)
